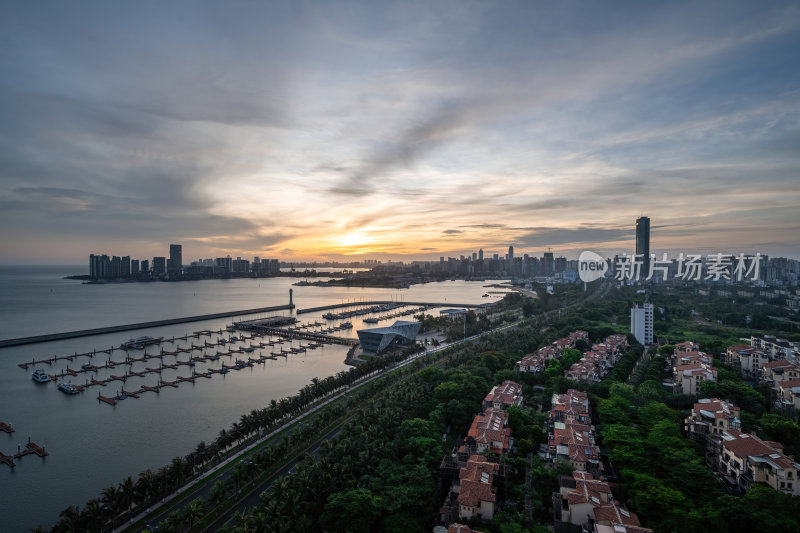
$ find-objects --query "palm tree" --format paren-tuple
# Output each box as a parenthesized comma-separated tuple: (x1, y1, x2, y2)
(100, 483, 119, 523)
(80, 498, 104, 532)
(210, 479, 229, 508)
(183, 497, 205, 530)
(56, 505, 81, 533)
(119, 476, 135, 523)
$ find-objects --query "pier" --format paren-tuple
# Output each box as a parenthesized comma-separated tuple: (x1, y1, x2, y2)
(13, 438, 48, 460)
(296, 300, 487, 315)
(0, 303, 295, 348)
(0, 422, 14, 434)
(234, 319, 358, 346)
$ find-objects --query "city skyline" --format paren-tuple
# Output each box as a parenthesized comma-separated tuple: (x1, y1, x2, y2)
(1, 1, 799, 264)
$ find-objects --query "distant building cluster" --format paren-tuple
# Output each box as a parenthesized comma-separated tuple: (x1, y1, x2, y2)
(565, 334, 629, 384)
(89, 243, 183, 280)
(515, 330, 629, 384)
(88, 243, 281, 280)
(516, 330, 589, 373)
(427, 247, 578, 281)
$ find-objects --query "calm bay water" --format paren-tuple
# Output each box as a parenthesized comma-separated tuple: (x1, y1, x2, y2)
(0, 266, 505, 531)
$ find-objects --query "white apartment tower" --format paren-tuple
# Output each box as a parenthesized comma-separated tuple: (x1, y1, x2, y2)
(631, 303, 654, 345)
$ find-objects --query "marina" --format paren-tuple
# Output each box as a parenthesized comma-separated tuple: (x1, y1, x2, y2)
(0, 267, 502, 532)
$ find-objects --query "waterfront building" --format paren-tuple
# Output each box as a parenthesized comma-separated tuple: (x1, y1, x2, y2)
(169, 244, 182, 275)
(153, 256, 166, 275)
(356, 320, 421, 354)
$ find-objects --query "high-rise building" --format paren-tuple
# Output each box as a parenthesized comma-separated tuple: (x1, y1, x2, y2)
(543, 252, 554, 276)
(636, 216, 651, 278)
(169, 244, 182, 274)
(478, 249, 484, 261)
(631, 303, 654, 345)
(153, 256, 166, 275)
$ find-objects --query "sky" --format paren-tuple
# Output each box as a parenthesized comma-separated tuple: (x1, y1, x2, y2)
(1, 0, 799, 264)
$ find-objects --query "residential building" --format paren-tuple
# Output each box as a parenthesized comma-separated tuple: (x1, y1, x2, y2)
(550, 420, 602, 473)
(555, 471, 652, 532)
(456, 455, 500, 521)
(169, 244, 182, 275)
(674, 361, 717, 395)
(464, 408, 512, 456)
(751, 335, 800, 362)
(152, 256, 166, 275)
(630, 303, 653, 345)
(550, 389, 591, 425)
(718, 429, 800, 496)
(726, 344, 766, 380)
(778, 378, 800, 410)
(482, 380, 523, 410)
(685, 398, 741, 442)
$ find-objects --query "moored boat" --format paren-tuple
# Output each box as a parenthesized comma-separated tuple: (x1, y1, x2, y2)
(58, 381, 80, 395)
(31, 369, 51, 383)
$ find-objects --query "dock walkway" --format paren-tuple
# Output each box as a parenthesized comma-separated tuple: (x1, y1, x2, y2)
(0, 304, 294, 348)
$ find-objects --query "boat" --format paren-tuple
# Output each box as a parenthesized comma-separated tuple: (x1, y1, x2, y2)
(81, 362, 93, 370)
(31, 369, 51, 383)
(121, 336, 163, 349)
(340, 322, 353, 329)
(220, 368, 230, 374)
(58, 381, 80, 395)
(364, 317, 379, 324)
(323, 312, 336, 320)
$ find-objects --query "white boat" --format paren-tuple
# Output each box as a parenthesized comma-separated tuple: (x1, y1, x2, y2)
(58, 381, 80, 395)
(122, 336, 163, 349)
(81, 362, 93, 370)
(31, 369, 51, 383)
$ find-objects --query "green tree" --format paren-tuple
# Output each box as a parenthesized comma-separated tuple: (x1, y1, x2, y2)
(321, 489, 382, 533)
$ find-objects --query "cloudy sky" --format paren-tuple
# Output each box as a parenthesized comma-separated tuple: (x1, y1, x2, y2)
(1, 0, 799, 264)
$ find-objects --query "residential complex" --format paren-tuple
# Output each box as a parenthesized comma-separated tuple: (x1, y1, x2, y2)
(550, 389, 653, 533)
(438, 381, 523, 526)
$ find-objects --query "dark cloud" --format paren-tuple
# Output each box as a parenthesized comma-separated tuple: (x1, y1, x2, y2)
(517, 226, 633, 249)
(442, 229, 462, 235)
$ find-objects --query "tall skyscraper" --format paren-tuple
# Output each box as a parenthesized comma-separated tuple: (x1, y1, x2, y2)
(169, 244, 183, 274)
(478, 249, 483, 261)
(636, 216, 651, 277)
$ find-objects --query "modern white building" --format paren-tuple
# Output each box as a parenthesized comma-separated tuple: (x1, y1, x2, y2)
(630, 303, 653, 345)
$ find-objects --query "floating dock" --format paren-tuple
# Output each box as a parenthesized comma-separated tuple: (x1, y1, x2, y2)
(0, 422, 14, 434)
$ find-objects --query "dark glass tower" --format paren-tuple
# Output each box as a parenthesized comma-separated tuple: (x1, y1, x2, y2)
(636, 216, 650, 277)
